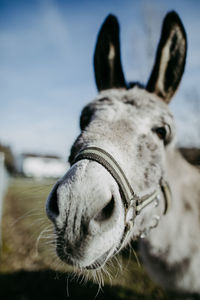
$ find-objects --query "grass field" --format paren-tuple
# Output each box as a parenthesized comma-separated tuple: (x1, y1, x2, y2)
(0, 177, 192, 299)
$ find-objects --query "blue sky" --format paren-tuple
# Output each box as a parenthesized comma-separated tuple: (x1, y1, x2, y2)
(1, 0, 200, 158)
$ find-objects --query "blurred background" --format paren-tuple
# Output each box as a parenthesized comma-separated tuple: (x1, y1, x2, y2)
(0, 0, 200, 299)
(1, 0, 200, 161)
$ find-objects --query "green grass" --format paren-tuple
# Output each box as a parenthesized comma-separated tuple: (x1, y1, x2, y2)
(0, 177, 187, 299)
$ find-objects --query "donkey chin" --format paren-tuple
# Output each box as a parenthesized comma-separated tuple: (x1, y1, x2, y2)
(54, 227, 122, 270)
(55, 236, 117, 270)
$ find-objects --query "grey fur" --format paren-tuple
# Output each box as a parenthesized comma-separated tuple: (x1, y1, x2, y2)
(46, 12, 200, 293)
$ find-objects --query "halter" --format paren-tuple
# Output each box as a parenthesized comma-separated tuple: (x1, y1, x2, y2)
(73, 146, 171, 252)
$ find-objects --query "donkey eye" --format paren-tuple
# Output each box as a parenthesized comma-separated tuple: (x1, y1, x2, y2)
(80, 105, 95, 131)
(153, 124, 171, 145)
(156, 127, 167, 140)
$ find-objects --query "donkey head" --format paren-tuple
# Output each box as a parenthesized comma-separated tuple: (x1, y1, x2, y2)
(46, 11, 186, 270)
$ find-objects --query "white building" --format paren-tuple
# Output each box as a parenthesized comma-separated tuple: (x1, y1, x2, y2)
(21, 153, 68, 178)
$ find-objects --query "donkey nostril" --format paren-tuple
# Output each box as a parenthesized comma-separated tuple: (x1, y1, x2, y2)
(46, 183, 59, 220)
(94, 196, 115, 222)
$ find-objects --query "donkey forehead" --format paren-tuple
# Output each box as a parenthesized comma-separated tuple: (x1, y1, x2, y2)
(90, 87, 173, 125)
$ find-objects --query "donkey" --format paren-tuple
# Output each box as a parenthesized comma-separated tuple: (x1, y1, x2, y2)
(46, 11, 200, 293)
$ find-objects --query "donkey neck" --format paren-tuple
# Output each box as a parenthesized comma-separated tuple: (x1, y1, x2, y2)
(146, 147, 200, 262)
(167, 147, 200, 210)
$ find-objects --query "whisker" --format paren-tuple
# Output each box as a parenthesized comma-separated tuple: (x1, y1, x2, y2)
(10, 208, 43, 227)
(35, 225, 54, 255)
(129, 242, 141, 267)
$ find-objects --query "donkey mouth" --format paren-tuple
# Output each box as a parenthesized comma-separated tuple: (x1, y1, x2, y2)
(85, 248, 114, 270)
(56, 237, 113, 270)
(57, 248, 111, 270)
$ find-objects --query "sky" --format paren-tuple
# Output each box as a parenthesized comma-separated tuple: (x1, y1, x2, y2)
(1, 0, 200, 159)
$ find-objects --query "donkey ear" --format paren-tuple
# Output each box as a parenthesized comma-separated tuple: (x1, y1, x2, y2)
(94, 14, 126, 91)
(146, 11, 187, 103)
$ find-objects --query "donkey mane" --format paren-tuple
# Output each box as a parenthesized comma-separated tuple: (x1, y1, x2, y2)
(46, 11, 200, 295)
